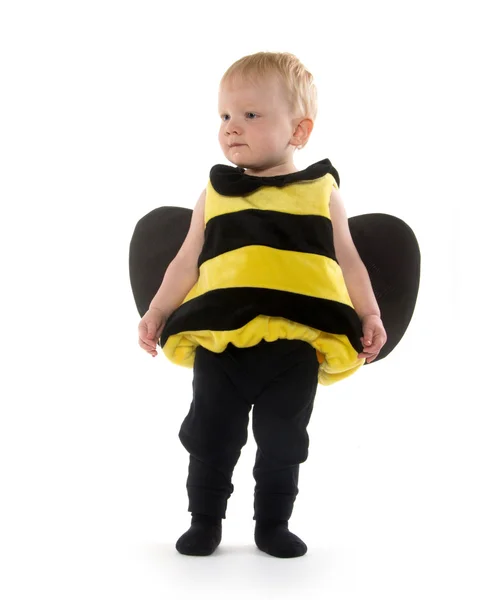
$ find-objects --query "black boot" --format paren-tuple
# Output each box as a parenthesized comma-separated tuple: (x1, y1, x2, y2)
(175, 513, 222, 556)
(255, 518, 307, 558)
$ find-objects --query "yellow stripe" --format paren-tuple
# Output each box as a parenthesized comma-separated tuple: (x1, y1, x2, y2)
(183, 245, 354, 307)
(163, 315, 365, 386)
(205, 173, 338, 223)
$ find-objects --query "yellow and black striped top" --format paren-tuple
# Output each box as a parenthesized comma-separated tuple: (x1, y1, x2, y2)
(160, 158, 365, 385)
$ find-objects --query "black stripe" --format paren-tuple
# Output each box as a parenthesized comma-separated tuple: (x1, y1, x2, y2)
(198, 210, 337, 267)
(160, 287, 362, 353)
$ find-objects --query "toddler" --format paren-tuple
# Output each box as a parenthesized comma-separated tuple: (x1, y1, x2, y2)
(138, 51, 387, 558)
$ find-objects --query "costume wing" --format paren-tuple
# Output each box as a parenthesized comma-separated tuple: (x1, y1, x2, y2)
(129, 207, 420, 363)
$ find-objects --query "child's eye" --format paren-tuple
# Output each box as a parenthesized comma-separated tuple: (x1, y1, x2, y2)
(220, 113, 257, 121)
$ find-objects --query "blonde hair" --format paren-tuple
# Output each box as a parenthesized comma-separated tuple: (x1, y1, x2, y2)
(220, 51, 318, 147)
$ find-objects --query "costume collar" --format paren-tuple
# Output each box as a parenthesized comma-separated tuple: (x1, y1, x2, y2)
(209, 158, 340, 196)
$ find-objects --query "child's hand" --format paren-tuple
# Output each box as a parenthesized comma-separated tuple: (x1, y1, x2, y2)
(357, 315, 387, 363)
(138, 307, 167, 357)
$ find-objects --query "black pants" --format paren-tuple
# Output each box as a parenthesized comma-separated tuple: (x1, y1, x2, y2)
(178, 338, 320, 521)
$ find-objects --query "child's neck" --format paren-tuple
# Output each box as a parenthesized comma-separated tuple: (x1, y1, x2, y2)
(244, 164, 298, 177)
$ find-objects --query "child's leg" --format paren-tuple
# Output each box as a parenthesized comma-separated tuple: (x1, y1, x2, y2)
(176, 345, 252, 555)
(251, 340, 319, 557)
(179, 345, 253, 518)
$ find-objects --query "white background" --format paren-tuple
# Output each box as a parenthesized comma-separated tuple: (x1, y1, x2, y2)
(1, 1, 494, 598)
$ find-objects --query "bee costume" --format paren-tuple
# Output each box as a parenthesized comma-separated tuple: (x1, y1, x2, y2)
(128, 159, 421, 529)
(130, 158, 420, 383)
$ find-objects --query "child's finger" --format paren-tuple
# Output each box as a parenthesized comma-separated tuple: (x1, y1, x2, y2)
(139, 337, 155, 352)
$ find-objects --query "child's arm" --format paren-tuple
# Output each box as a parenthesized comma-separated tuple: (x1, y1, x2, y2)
(149, 189, 206, 319)
(329, 187, 381, 320)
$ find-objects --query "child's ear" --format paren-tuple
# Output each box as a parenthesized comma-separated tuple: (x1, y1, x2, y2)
(292, 117, 314, 147)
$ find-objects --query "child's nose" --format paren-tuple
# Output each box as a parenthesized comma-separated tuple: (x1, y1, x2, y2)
(226, 119, 242, 135)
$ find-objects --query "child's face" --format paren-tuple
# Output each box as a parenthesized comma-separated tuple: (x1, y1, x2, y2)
(218, 74, 299, 170)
